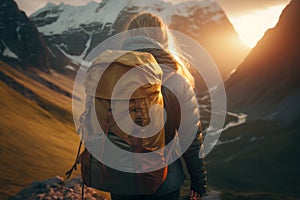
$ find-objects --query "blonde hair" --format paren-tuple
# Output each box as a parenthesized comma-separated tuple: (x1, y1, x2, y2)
(125, 12, 195, 87)
(125, 12, 168, 47)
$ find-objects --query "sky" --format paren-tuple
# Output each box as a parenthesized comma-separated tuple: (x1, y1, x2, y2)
(15, 0, 291, 48)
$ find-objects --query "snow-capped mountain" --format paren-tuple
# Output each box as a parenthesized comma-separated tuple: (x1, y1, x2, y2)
(31, 0, 222, 35)
(0, 0, 50, 71)
(30, 0, 249, 76)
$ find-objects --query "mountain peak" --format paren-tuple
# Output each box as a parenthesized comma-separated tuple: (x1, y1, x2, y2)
(176, 0, 221, 10)
(44, 2, 56, 8)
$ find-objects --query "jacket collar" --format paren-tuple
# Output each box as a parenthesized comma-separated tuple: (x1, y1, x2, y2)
(122, 36, 163, 51)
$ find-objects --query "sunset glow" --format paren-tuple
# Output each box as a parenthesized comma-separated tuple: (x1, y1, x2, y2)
(231, 5, 286, 48)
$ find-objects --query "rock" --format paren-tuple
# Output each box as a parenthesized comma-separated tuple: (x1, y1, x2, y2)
(11, 175, 220, 200)
(10, 175, 105, 200)
(31, 181, 41, 188)
(203, 191, 221, 200)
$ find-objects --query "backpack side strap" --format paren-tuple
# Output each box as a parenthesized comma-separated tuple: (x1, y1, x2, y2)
(65, 140, 82, 179)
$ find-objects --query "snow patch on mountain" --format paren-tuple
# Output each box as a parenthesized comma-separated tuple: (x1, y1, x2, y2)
(1, 41, 19, 60)
(249, 136, 264, 142)
(175, 0, 221, 16)
(210, 13, 224, 23)
(65, 65, 76, 71)
(224, 112, 247, 131)
(216, 136, 241, 146)
(16, 26, 21, 41)
(56, 45, 82, 64)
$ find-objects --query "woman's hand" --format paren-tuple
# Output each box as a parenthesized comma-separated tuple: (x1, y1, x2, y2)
(189, 190, 201, 200)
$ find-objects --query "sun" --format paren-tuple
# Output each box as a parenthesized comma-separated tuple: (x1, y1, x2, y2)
(230, 5, 286, 48)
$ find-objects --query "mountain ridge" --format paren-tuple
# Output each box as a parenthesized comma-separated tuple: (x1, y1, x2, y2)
(225, 0, 300, 122)
(29, 0, 249, 77)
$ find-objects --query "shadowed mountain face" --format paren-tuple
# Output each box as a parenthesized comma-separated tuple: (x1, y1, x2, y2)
(226, 0, 300, 122)
(0, 0, 50, 71)
(29, 0, 249, 77)
(205, 1, 300, 197)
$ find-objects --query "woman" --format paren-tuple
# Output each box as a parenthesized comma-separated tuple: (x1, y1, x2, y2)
(110, 12, 207, 200)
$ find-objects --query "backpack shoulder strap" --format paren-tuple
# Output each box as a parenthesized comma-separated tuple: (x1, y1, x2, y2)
(162, 72, 176, 85)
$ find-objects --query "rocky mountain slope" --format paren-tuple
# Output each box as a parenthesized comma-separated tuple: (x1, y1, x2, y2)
(0, 0, 50, 71)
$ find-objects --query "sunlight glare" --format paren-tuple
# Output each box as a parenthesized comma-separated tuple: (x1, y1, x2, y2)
(231, 5, 286, 48)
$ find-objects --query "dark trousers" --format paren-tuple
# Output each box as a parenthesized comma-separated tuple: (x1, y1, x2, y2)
(110, 189, 180, 200)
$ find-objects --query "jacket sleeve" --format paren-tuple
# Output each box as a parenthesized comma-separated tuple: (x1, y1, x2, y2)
(182, 126, 207, 196)
(177, 75, 207, 196)
(164, 74, 207, 196)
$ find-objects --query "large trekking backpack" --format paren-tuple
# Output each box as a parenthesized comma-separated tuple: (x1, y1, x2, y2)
(67, 50, 169, 195)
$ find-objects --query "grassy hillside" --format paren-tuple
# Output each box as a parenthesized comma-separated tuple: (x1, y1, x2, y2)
(0, 62, 73, 122)
(0, 81, 79, 199)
